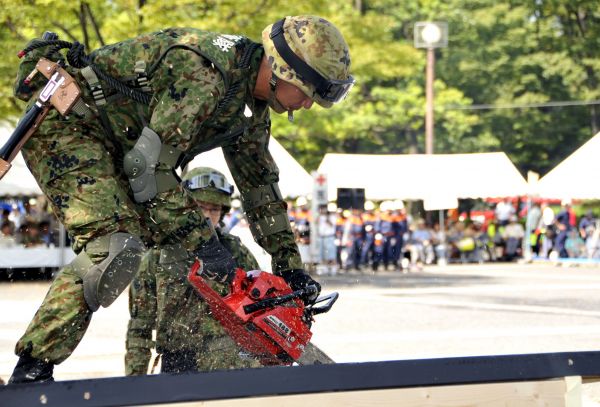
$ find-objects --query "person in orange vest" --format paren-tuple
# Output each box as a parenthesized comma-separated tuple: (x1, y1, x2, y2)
(347, 207, 365, 270)
(360, 201, 378, 268)
(376, 201, 396, 271)
(391, 202, 408, 270)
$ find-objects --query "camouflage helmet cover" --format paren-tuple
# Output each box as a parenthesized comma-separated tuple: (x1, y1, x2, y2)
(262, 15, 353, 108)
(182, 167, 232, 211)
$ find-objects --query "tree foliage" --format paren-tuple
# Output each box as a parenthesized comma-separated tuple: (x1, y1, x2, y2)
(0, 0, 597, 175)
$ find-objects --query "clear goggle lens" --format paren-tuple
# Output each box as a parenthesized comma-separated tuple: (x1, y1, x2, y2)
(184, 172, 234, 195)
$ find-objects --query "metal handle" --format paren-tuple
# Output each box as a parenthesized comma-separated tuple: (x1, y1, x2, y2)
(308, 292, 339, 316)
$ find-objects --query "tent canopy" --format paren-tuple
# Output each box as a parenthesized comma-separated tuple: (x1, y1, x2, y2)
(0, 125, 42, 197)
(187, 136, 312, 198)
(537, 132, 600, 200)
(317, 152, 528, 201)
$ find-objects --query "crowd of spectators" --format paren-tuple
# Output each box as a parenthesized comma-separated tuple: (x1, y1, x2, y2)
(283, 197, 600, 273)
(0, 197, 63, 249)
(527, 200, 600, 260)
(3, 195, 599, 269)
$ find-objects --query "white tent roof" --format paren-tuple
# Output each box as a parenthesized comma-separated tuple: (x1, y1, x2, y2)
(0, 125, 42, 197)
(317, 152, 528, 201)
(187, 136, 312, 198)
(537, 132, 600, 200)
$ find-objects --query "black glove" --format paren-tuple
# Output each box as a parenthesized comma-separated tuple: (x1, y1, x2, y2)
(286, 269, 321, 305)
(194, 235, 237, 284)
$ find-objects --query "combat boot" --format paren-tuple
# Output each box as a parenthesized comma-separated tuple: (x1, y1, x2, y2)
(8, 353, 54, 384)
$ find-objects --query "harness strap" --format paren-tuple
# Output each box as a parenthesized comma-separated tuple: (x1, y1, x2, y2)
(134, 60, 152, 93)
(80, 66, 106, 106)
(80, 66, 125, 161)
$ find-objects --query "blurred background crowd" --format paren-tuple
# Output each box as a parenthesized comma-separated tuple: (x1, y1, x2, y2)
(266, 197, 600, 275)
(2, 194, 599, 275)
(0, 197, 64, 249)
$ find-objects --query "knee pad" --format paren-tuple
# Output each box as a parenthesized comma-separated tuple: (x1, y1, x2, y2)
(73, 233, 146, 311)
(123, 127, 182, 203)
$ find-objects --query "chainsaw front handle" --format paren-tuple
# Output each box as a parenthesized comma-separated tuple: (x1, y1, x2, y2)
(308, 292, 339, 316)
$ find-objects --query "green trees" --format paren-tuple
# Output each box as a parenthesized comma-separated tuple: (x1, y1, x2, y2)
(436, 0, 599, 175)
(0, 0, 597, 175)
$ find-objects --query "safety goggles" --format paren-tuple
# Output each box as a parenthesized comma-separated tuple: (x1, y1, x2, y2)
(183, 172, 234, 195)
(270, 19, 355, 104)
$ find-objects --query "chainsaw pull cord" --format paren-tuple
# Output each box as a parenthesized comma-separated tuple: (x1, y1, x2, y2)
(19, 39, 152, 106)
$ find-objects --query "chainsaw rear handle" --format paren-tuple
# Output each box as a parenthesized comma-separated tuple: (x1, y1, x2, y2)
(242, 285, 319, 315)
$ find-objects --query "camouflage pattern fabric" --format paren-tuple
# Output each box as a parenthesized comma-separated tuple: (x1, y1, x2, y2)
(125, 229, 261, 375)
(13, 27, 301, 365)
(14, 263, 92, 364)
(262, 15, 352, 108)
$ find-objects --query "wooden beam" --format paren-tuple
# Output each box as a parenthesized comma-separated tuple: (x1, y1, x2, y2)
(181, 377, 582, 407)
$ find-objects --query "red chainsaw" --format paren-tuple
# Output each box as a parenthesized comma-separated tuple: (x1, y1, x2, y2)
(187, 262, 338, 366)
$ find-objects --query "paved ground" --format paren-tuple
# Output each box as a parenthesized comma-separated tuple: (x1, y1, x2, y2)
(2, 261, 600, 404)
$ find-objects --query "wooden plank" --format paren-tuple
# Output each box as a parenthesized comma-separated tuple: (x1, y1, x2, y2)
(152, 377, 582, 407)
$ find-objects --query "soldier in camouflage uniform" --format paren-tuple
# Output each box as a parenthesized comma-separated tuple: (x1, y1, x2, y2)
(7, 16, 353, 383)
(125, 167, 261, 375)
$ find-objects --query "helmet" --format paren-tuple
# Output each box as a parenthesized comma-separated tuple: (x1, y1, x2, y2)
(182, 167, 234, 212)
(364, 200, 375, 211)
(262, 16, 354, 108)
(392, 199, 405, 211)
(231, 198, 242, 209)
(380, 200, 393, 211)
(296, 196, 308, 207)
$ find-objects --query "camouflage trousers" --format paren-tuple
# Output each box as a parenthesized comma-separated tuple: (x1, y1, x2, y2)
(125, 249, 260, 375)
(15, 108, 214, 364)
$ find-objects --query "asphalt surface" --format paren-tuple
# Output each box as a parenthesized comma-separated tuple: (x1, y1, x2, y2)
(2, 261, 600, 404)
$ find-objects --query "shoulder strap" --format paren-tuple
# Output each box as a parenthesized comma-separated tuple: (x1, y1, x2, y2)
(178, 40, 262, 169)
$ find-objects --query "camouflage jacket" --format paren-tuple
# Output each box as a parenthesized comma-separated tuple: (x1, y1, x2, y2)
(15, 28, 302, 274)
(125, 228, 260, 375)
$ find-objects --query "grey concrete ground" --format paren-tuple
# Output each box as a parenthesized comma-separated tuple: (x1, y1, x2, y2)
(2, 262, 600, 404)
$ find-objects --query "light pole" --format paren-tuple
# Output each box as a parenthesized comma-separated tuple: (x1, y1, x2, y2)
(414, 22, 448, 155)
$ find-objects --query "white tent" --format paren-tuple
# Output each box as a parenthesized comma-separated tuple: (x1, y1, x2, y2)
(187, 136, 312, 198)
(0, 125, 42, 196)
(317, 152, 528, 201)
(537, 132, 600, 200)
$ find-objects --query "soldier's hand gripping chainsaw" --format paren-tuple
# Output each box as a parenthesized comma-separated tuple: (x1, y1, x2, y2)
(0, 32, 82, 180)
(188, 262, 338, 366)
